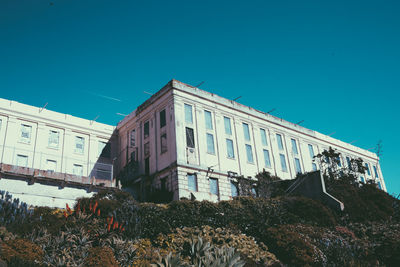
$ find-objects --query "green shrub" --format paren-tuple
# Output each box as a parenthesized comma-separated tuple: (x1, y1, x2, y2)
(84, 247, 119, 267)
(281, 196, 336, 226)
(328, 180, 398, 223)
(263, 225, 322, 266)
(0, 238, 44, 265)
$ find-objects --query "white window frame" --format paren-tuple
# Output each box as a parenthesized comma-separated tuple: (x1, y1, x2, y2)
(48, 130, 60, 149)
(20, 124, 32, 144)
(74, 136, 85, 154)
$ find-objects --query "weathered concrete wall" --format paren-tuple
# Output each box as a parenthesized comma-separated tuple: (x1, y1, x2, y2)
(0, 178, 96, 208)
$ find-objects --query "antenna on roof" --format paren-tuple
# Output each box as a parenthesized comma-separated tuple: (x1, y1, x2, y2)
(349, 140, 357, 144)
(327, 131, 336, 136)
(116, 113, 128, 116)
(296, 120, 304, 125)
(267, 108, 276, 114)
(195, 81, 205, 87)
(143, 91, 153, 96)
(39, 102, 48, 113)
(233, 96, 242, 101)
(90, 115, 99, 125)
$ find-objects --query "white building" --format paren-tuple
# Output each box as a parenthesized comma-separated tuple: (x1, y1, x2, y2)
(0, 98, 117, 207)
(117, 80, 386, 201)
(0, 79, 387, 206)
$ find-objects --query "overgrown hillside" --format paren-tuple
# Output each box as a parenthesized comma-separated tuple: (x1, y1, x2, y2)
(1, 176, 399, 266)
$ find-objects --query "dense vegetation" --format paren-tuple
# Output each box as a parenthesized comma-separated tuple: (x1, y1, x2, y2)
(1, 178, 399, 266)
(0, 148, 399, 266)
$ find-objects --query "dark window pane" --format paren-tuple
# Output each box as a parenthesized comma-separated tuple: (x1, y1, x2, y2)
(161, 133, 167, 153)
(186, 127, 195, 148)
(144, 121, 150, 138)
(160, 109, 166, 128)
(145, 158, 150, 175)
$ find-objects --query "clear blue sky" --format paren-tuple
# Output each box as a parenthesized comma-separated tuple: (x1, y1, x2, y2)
(1, 0, 399, 196)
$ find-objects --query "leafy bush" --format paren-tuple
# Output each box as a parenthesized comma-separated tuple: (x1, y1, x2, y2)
(84, 247, 119, 267)
(281, 196, 336, 226)
(0, 238, 44, 265)
(263, 225, 321, 266)
(327, 180, 398, 223)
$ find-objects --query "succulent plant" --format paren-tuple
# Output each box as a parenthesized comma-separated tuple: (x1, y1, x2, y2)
(151, 252, 184, 267)
(0, 190, 33, 226)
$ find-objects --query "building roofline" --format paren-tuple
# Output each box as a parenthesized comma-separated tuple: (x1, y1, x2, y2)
(0, 98, 115, 135)
(117, 79, 379, 160)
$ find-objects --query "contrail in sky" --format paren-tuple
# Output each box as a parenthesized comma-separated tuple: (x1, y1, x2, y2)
(86, 91, 122, 102)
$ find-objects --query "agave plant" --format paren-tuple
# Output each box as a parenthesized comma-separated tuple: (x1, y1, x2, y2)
(187, 237, 245, 267)
(151, 252, 184, 267)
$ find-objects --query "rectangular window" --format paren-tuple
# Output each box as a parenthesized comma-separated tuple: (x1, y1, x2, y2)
(186, 127, 195, 148)
(291, 139, 298, 155)
(312, 163, 317, 171)
(308, 144, 315, 159)
(204, 110, 213, 130)
(97, 168, 111, 180)
(130, 129, 136, 147)
(206, 133, 215, 154)
(144, 121, 150, 138)
(378, 181, 382, 190)
(131, 150, 136, 162)
(161, 133, 167, 153)
(365, 163, 371, 175)
(184, 104, 193, 124)
(245, 144, 254, 163)
(187, 173, 197, 191)
(209, 178, 219, 196)
(46, 159, 57, 172)
(336, 156, 342, 167)
(263, 149, 272, 168)
(360, 176, 365, 183)
(48, 130, 59, 148)
(20, 124, 32, 143)
(16, 154, 28, 167)
(260, 129, 268, 146)
(144, 142, 150, 157)
(73, 164, 83, 176)
(145, 158, 150, 175)
(99, 141, 111, 158)
(276, 134, 284, 150)
(294, 158, 302, 174)
(224, 117, 232, 135)
(243, 123, 250, 141)
(346, 157, 352, 170)
(231, 181, 238, 197)
(280, 154, 287, 172)
(373, 166, 379, 178)
(75, 136, 85, 154)
(161, 177, 167, 191)
(226, 139, 235, 158)
(160, 109, 166, 128)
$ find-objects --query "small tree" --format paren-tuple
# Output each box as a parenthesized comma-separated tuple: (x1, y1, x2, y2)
(236, 170, 282, 198)
(314, 146, 366, 185)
